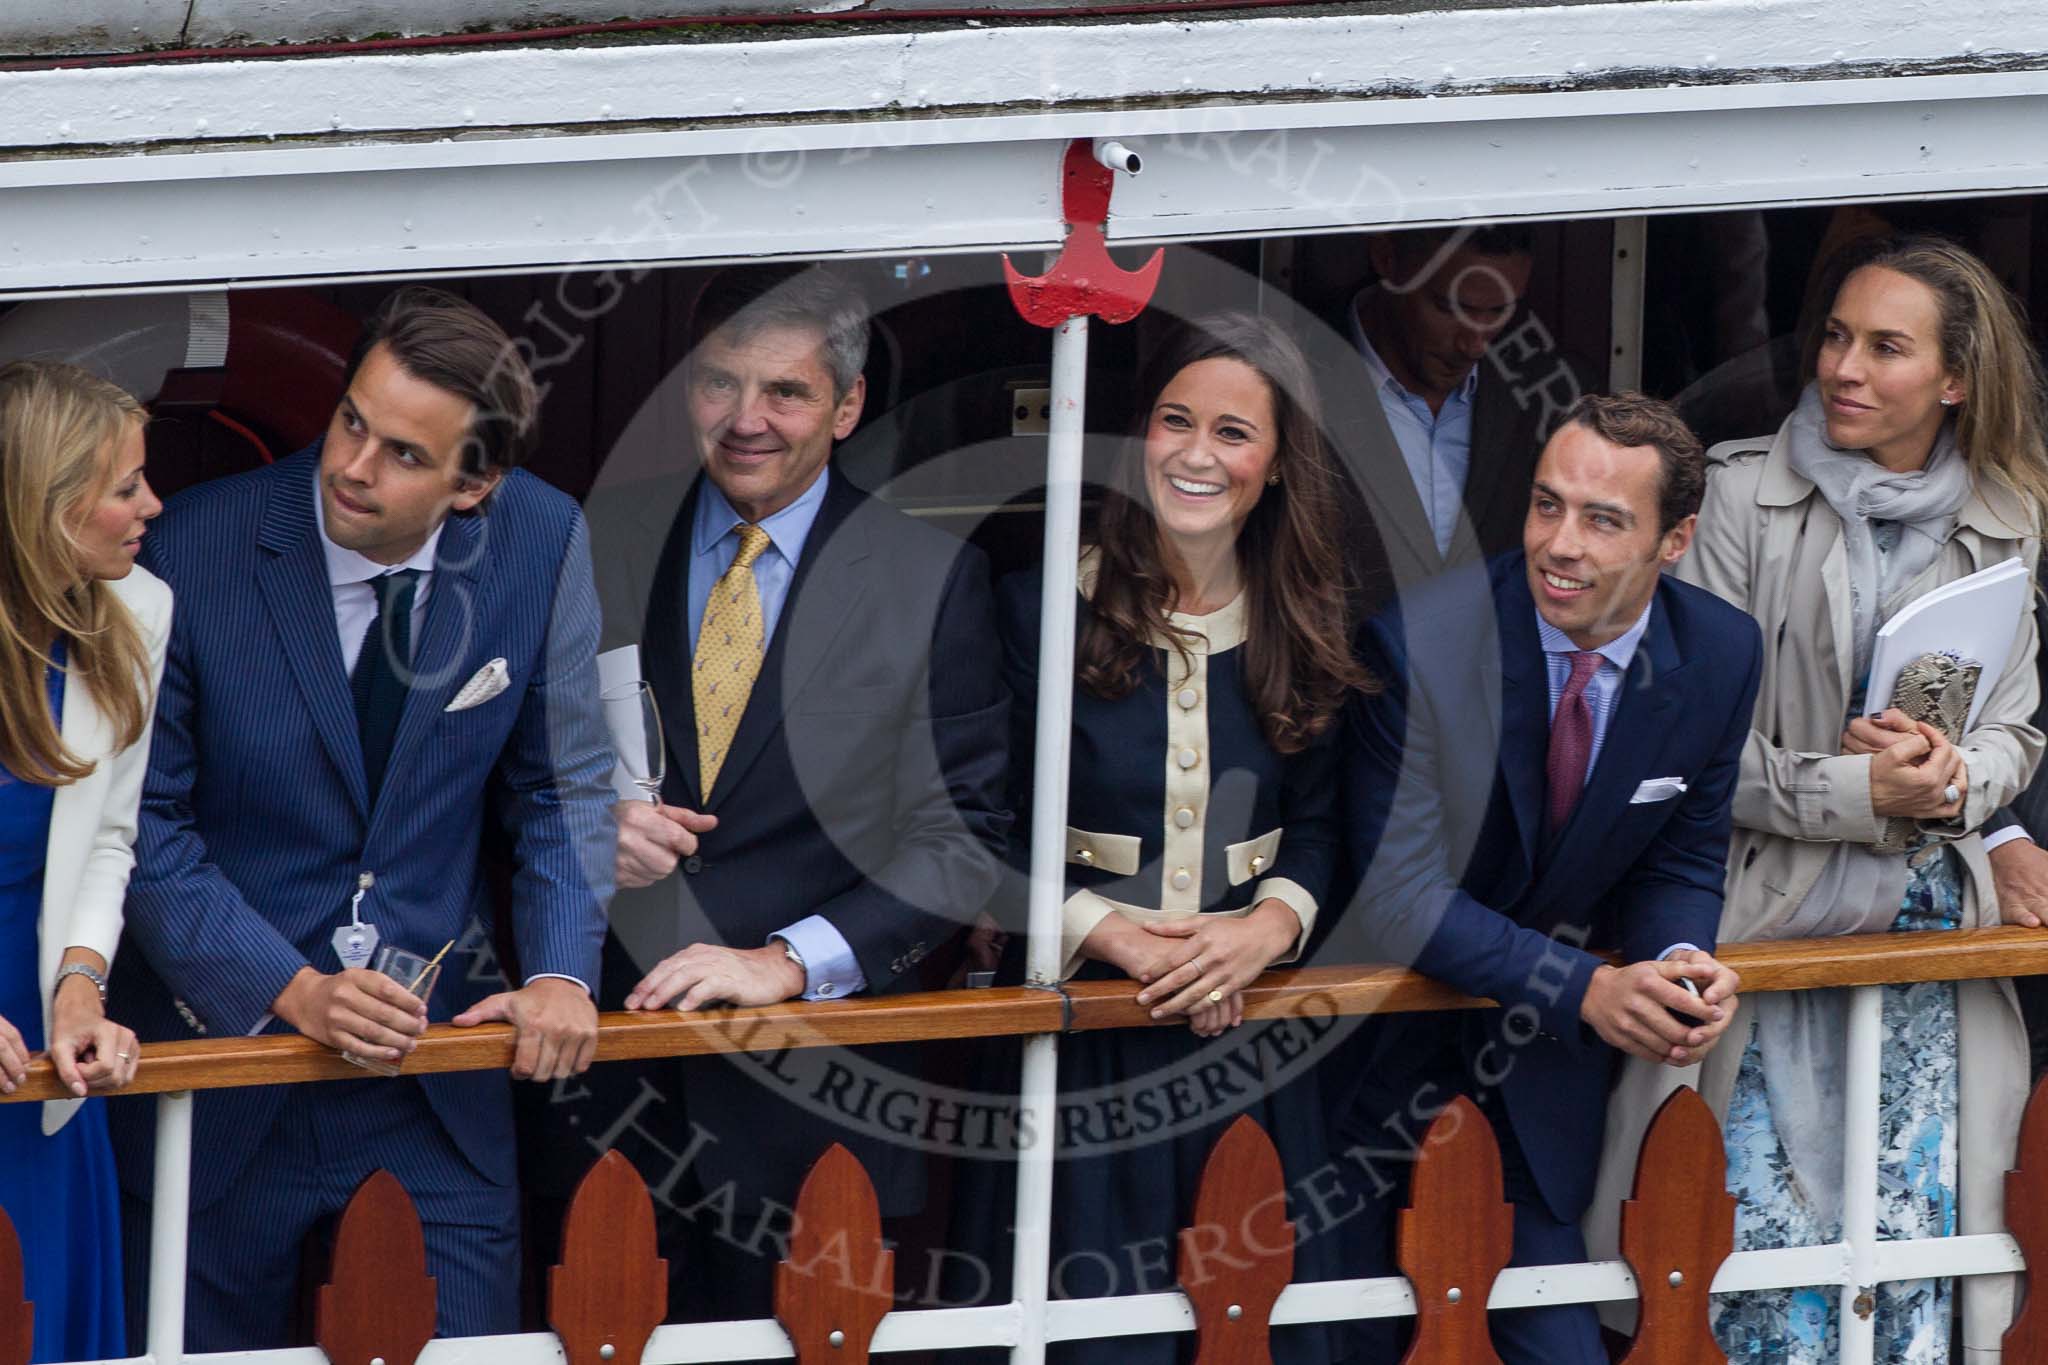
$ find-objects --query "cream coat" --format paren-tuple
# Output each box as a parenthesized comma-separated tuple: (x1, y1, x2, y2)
(1588, 425, 2039, 1358)
(33, 565, 170, 1136)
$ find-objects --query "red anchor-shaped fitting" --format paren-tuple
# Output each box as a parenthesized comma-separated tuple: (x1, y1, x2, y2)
(1004, 138, 1164, 329)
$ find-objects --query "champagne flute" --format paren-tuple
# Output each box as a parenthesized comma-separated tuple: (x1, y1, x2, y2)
(602, 679, 667, 802)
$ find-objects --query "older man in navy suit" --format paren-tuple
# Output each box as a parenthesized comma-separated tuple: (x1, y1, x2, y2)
(1329, 393, 1762, 1363)
(112, 288, 615, 1350)
(544, 266, 1007, 1321)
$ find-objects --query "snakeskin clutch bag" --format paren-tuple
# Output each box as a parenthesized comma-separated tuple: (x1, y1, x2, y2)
(1875, 650, 1980, 852)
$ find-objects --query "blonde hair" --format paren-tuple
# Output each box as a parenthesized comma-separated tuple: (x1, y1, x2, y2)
(0, 360, 152, 785)
(1806, 235, 2048, 526)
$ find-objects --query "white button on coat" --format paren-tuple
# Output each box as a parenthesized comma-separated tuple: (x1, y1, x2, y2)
(1171, 868, 1193, 891)
(1176, 747, 1200, 770)
(1174, 806, 1196, 828)
(1176, 687, 1199, 709)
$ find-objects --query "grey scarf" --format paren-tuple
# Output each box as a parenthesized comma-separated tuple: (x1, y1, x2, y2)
(1752, 384, 1970, 1229)
(1784, 385, 1971, 681)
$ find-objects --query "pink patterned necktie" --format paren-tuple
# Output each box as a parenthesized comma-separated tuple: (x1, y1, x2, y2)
(1545, 650, 1603, 837)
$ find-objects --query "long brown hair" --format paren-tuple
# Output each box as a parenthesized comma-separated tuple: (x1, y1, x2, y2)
(1079, 311, 1373, 753)
(0, 360, 153, 786)
(1803, 234, 2048, 525)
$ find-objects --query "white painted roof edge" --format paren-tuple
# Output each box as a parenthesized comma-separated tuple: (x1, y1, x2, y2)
(0, 67, 2039, 191)
(4, 65, 2046, 190)
(1, 0, 2044, 154)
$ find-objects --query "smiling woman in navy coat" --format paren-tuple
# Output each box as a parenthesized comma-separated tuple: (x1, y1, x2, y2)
(980, 312, 1370, 1364)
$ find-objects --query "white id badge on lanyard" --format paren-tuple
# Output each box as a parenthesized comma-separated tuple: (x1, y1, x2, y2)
(333, 870, 381, 970)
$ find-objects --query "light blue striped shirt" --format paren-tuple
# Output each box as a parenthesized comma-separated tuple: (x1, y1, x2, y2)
(1535, 600, 1653, 783)
(686, 467, 830, 649)
(1350, 290, 1478, 558)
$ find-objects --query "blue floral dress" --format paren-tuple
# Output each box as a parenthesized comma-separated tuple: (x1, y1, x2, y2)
(1714, 690, 1962, 1362)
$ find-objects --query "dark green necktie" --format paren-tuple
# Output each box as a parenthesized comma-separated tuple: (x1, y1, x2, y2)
(350, 569, 421, 805)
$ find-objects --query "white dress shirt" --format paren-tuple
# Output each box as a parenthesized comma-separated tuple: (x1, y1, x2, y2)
(315, 485, 441, 675)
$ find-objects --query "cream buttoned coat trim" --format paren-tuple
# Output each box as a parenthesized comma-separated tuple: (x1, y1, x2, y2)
(1055, 554, 1319, 978)
(1158, 597, 1230, 913)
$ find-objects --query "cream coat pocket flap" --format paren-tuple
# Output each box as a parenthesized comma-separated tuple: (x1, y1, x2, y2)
(1226, 828, 1283, 886)
(1066, 827, 1141, 877)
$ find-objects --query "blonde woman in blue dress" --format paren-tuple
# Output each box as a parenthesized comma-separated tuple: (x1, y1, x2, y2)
(0, 360, 169, 1362)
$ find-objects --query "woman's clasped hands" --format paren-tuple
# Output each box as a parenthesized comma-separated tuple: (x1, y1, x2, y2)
(1843, 707, 1968, 821)
(1085, 901, 1300, 1039)
(0, 971, 139, 1100)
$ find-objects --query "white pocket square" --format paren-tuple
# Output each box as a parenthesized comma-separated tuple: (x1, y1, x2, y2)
(1630, 776, 1688, 804)
(445, 658, 510, 712)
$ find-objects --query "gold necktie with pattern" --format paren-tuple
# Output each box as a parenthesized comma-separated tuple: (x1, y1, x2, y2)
(694, 524, 773, 792)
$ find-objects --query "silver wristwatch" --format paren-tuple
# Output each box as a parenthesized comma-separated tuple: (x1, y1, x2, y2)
(54, 962, 108, 1007)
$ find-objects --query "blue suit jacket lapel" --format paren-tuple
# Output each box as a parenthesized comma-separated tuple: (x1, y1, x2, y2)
(255, 452, 370, 818)
(703, 474, 868, 809)
(1496, 566, 1551, 864)
(376, 509, 486, 826)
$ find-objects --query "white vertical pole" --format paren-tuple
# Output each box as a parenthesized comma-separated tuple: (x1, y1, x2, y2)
(1609, 215, 1647, 392)
(1009, 313, 1091, 1365)
(148, 1091, 194, 1365)
(1838, 985, 1882, 1365)
(1025, 314, 1089, 990)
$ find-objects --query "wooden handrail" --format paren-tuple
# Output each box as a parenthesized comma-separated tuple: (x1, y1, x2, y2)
(8, 924, 2048, 1104)
(1061, 923, 2048, 1029)
(3, 984, 1064, 1103)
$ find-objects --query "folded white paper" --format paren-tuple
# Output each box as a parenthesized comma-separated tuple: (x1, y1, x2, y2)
(598, 644, 654, 802)
(1865, 556, 2030, 732)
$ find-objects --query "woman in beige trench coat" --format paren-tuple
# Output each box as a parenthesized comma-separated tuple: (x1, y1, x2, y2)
(1589, 236, 2048, 1361)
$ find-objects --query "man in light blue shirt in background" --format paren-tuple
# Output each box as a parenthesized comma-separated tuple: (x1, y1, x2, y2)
(1351, 225, 1533, 554)
(1310, 224, 1588, 618)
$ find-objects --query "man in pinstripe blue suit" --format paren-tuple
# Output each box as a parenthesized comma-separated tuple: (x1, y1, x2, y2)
(109, 288, 616, 1350)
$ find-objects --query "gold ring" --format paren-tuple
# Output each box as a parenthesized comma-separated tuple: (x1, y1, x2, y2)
(1208, 989, 1224, 1004)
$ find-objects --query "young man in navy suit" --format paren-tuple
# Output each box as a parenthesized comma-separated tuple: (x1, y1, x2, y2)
(113, 288, 615, 1349)
(1330, 393, 1763, 1362)
(559, 266, 1008, 1319)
